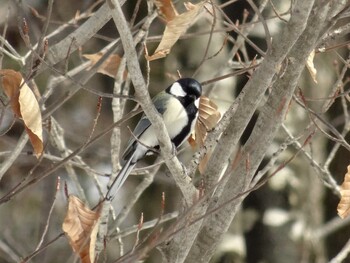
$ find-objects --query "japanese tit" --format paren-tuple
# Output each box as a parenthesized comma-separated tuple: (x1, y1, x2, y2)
(107, 78, 202, 199)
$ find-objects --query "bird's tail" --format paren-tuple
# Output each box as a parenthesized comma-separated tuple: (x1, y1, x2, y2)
(106, 154, 136, 200)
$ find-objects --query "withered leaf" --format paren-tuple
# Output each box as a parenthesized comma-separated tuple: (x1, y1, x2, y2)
(0, 69, 43, 157)
(154, 0, 178, 22)
(0, 69, 22, 116)
(62, 195, 101, 263)
(83, 53, 127, 79)
(146, 1, 205, 61)
(190, 96, 221, 147)
(188, 96, 221, 174)
(338, 165, 350, 219)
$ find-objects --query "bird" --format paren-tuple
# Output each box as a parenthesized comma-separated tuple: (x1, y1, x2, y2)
(106, 78, 202, 199)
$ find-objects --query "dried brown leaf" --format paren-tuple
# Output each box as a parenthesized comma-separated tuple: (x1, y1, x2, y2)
(0, 69, 22, 116)
(83, 53, 127, 79)
(188, 96, 221, 174)
(19, 82, 43, 156)
(154, 0, 178, 22)
(306, 50, 317, 83)
(62, 195, 101, 263)
(338, 166, 350, 219)
(146, 1, 205, 61)
(0, 69, 43, 157)
(190, 96, 221, 147)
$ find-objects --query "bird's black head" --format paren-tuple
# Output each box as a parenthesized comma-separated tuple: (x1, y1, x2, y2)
(167, 78, 202, 100)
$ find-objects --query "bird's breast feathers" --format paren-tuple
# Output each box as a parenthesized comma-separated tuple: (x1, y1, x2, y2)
(163, 98, 190, 138)
(135, 95, 198, 151)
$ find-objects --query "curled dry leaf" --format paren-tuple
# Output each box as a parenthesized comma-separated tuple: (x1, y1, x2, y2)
(190, 96, 221, 147)
(154, 0, 178, 22)
(0, 69, 43, 157)
(146, 1, 205, 61)
(337, 165, 350, 219)
(62, 195, 101, 263)
(306, 49, 318, 83)
(83, 53, 127, 79)
(0, 69, 22, 115)
(188, 96, 221, 174)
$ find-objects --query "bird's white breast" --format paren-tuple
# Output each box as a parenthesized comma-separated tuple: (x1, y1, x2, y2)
(137, 98, 188, 150)
(162, 97, 189, 138)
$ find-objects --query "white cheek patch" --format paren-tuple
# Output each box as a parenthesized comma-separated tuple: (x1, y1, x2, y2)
(170, 82, 187, 97)
(194, 98, 200, 108)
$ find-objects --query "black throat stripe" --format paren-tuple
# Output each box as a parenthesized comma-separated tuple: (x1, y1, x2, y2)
(171, 102, 198, 147)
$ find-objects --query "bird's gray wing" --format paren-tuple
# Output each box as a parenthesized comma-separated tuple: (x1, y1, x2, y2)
(121, 92, 169, 162)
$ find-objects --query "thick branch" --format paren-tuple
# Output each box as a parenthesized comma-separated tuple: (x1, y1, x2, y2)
(158, 1, 318, 262)
(159, 1, 318, 262)
(185, 2, 330, 262)
(44, 3, 112, 70)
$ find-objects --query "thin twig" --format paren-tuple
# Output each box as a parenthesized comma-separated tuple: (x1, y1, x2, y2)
(0, 6, 11, 66)
(216, 6, 266, 57)
(269, 0, 288, 23)
(109, 212, 179, 240)
(110, 168, 158, 234)
(37, 0, 54, 50)
(282, 124, 340, 196)
(193, 0, 217, 77)
(132, 213, 144, 252)
(246, 0, 272, 51)
(34, 177, 60, 251)
(0, 132, 28, 182)
(0, 239, 20, 262)
(329, 238, 350, 263)
(0, 107, 142, 204)
(294, 94, 350, 152)
(21, 233, 65, 263)
(49, 118, 86, 201)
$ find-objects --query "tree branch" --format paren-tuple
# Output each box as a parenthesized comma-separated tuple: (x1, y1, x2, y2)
(41, 2, 118, 73)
